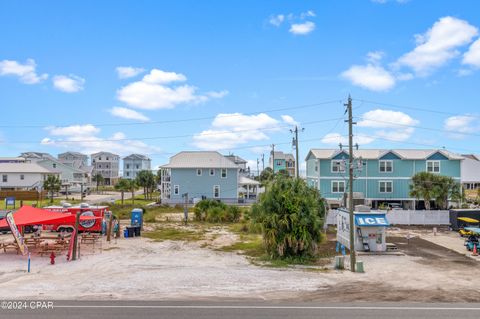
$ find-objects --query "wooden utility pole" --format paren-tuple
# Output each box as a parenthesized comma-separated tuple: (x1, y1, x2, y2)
(271, 144, 275, 174)
(261, 154, 265, 171)
(345, 95, 356, 272)
(72, 211, 81, 261)
(183, 193, 188, 225)
(290, 126, 304, 178)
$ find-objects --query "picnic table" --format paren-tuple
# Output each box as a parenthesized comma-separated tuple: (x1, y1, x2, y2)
(24, 237, 44, 248)
(1, 242, 20, 254)
(80, 233, 100, 244)
(38, 243, 67, 256)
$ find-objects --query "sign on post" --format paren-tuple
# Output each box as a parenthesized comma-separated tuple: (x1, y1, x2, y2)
(5, 212, 28, 256)
(5, 197, 15, 209)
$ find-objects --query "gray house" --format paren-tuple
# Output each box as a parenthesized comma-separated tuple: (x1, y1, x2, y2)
(91, 152, 120, 185)
(160, 151, 240, 204)
(123, 154, 151, 180)
(58, 151, 89, 169)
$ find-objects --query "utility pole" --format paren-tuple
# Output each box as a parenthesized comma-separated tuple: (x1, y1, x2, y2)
(271, 144, 275, 174)
(261, 154, 265, 171)
(290, 126, 304, 178)
(345, 95, 356, 272)
(256, 158, 260, 177)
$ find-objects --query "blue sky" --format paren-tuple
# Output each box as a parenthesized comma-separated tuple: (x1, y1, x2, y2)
(1, 0, 480, 173)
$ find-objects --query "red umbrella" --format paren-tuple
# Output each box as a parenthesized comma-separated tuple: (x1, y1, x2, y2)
(0, 206, 100, 228)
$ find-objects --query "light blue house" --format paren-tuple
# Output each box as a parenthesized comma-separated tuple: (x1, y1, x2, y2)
(160, 151, 240, 204)
(123, 154, 152, 180)
(305, 149, 463, 209)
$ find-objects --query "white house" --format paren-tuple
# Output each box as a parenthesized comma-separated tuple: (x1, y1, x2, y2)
(91, 152, 120, 185)
(0, 163, 60, 190)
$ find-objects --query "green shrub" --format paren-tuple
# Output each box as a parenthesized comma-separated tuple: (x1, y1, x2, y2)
(194, 199, 239, 223)
(250, 175, 326, 259)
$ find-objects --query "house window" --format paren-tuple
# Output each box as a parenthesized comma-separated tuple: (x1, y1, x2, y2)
(99, 157, 101, 160)
(126, 164, 130, 169)
(2, 175, 7, 182)
(174, 185, 179, 195)
(331, 160, 345, 173)
(20, 174, 24, 180)
(331, 181, 345, 193)
(53, 163, 57, 168)
(209, 169, 215, 176)
(379, 160, 393, 173)
(99, 164, 102, 169)
(427, 160, 440, 173)
(213, 185, 220, 198)
(106, 157, 109, 161)
(314, 164, 318, 172)
(379, 181, 393, 193)
(136, 165, 139, 169)
(126, 172, 130, 177)
(276, 160, 282, 166)
(196, 169, 202, 176)
(221, 168, 227, 178)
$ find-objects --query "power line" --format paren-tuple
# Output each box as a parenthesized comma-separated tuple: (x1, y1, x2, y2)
(353, 98, 480, 119)
(3, 117, 346, 144)
(355, 116, 480, 138)
(0, 99, 344, 129)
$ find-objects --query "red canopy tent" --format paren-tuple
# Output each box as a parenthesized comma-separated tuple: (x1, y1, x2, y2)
(0, 206, 99, 228)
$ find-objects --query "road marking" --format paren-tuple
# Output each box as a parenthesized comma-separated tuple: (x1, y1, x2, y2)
(52, 305, 480, 310)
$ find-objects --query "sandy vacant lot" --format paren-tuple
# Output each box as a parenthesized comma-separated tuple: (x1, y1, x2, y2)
(1, 227, 479, 303)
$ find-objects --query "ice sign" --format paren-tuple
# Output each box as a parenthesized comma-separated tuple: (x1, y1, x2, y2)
(355, 215, 389, 226)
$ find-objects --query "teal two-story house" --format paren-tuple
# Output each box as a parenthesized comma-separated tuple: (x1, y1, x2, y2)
(160, 151, 240, 204)
(269, 151, 295, 176)
(305, 149, 463, 209)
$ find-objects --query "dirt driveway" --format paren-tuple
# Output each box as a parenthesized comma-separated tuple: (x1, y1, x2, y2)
(1, 226, 480, 303)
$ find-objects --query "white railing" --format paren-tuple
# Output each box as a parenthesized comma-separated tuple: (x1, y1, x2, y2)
(326, 209, 450, 226)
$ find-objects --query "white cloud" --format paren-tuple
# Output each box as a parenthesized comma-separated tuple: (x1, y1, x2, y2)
(46, 124, 100, 136)
(193, 113, 286, 150)
(396, 16, 478, 75)
(289, 21, 316, 35)
(142, 69, 187, 84)
(109, 107, 150, 121)
(463, 38, 480, 68)
(358, 109, 418, 141)
(366, 51, 385, 63)
(300, 10, 316, 19)
(321, 133, 375, 145)
(116, 66, 145, 79)
(269, 14, 285, 27)
(117, 68, 226, 110)
(53, 74, 85, 93)
(341, 64, 396, 91)
(0, 59, 48, 84)
(444, 115, 478, 139)
(281, 115, 298, 126)
(42, 124, 159, 155)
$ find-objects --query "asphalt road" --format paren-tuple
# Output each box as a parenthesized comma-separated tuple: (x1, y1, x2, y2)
(2, 301, 480, 319)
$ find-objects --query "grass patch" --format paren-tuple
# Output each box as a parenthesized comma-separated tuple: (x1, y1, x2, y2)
(143, 227, 205, 242)
(217, 235, 264, 258)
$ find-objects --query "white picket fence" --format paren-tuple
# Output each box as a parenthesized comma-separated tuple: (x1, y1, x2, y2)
(326, 209, 450, 226)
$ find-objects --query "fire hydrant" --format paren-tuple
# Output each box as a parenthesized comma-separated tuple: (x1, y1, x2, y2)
(50, 252, 56, 265)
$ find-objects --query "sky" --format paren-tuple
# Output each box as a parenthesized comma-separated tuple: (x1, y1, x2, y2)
(1, 0, 480, 174)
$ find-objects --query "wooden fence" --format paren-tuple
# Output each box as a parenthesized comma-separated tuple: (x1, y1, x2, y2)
(0, 190, 47, 201)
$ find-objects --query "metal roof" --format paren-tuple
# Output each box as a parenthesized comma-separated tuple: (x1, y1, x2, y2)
(123, 154, 151, 161)
(161, 151, 240, 169)
(0, 162, 60, 173)
(461, 156, 480, 183)
(307, 149, 464, 160)
(238, 175, 260, 185)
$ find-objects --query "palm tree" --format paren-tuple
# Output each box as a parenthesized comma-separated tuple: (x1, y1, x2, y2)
(43, 175, 61, 203)
(114, 178, 130, 206)
(136, 170, 155, 200)
(92, 173, 104, 193)
(410, 172, 436, 210)
(126, 179, 137, 205)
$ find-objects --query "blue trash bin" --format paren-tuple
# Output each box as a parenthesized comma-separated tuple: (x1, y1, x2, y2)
(123, 229, 129, 238)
